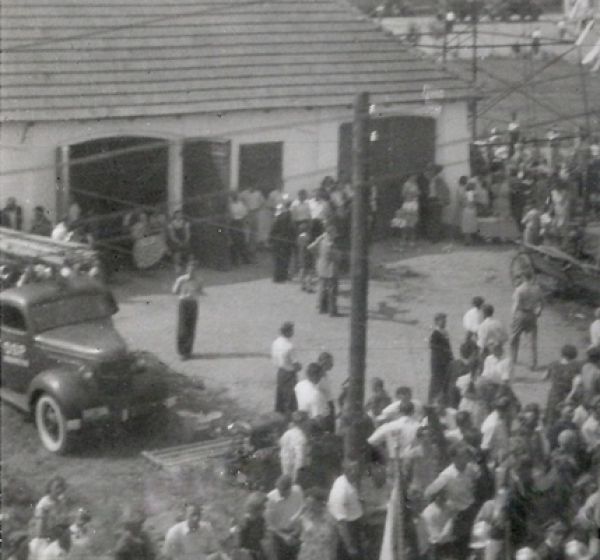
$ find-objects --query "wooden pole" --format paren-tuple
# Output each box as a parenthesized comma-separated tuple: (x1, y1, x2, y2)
(470, 1, 478, 140)
(344, 91, 370, 462)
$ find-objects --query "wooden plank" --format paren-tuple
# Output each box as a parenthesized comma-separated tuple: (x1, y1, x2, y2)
(141, 437, 244, 469)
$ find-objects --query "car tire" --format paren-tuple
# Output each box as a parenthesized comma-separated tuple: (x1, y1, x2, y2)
(35, 394, 73, 454)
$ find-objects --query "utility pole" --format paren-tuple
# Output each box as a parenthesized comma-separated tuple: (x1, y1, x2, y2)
(470, 0, 478, 140)
(344, 91, 370, 463)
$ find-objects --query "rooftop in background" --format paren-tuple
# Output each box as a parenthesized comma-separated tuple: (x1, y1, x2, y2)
(0, 0, 471, 123)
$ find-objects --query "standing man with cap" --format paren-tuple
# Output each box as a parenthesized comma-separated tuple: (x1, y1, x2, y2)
(429, 312, 454, 404)
(272, 322, 302, 416)
(509, 268, 544, 373)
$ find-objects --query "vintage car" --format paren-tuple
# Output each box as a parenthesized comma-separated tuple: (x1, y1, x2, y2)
(0, 277, 175, 453)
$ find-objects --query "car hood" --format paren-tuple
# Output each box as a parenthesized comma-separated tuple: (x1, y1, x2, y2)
(35, 319, 128, 360)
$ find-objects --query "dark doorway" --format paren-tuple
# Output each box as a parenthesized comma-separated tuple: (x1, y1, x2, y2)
(182, 138, 231, 270)
(70, 136, 168, 215)
(338, 116, 436, 236)
(238, 142, 283, 197)
(68, 136, 168, 249)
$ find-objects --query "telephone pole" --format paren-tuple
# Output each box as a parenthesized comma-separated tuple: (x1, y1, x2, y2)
(470, 0, 479, 139)
(344, 91, 370, 462)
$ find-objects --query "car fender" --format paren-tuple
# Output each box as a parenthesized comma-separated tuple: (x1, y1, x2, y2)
(28, 367, 95, 419)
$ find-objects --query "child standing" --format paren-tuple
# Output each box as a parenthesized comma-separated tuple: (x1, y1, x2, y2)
(296, 222, 315, 293)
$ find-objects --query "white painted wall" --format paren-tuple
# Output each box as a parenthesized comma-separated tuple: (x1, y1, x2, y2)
(0, 102, 469, 229)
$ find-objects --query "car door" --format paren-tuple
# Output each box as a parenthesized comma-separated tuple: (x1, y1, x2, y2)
(0, 302, 33, 393)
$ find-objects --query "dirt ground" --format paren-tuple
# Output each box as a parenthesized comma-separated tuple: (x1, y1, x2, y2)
(2, 240, 597, 557)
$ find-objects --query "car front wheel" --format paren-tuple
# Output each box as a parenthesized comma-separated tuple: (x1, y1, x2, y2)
(35, 394, 73, 454)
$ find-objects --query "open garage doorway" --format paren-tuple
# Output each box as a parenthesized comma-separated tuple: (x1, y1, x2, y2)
(67, 136, 169, 269)
(69, 136, 168, 217)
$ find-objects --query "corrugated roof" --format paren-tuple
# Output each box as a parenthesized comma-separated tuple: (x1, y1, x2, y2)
(0, 0, 471, 122)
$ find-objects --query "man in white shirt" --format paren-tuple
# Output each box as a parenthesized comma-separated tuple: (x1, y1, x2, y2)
(425, 442, 480, 558)
(420, 489, 456, 558)
(328, 460, 364, 559)
(279, 410, 309, 482)
(163, 503, 226, 560)
(265, 474, 304, 560)
(377, 386, 424, 424)
(271, 322, 302, 416)
(480, 398, 511, 466)
(239, 185, 265, 254)
(477, 304, 508, 357)
(590, 307, 600, 348)
(368, 401, 420, 459)
(295, 363, 329, 419)
(481, 343, 511, 385)
(290, 189, 312, 227)
(463, 296, 485, 341)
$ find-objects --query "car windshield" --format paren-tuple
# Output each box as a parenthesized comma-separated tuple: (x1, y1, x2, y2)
(31, 294, 114, 332)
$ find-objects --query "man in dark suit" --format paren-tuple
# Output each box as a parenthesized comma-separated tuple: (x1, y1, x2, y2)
(429, 312, 454, 404)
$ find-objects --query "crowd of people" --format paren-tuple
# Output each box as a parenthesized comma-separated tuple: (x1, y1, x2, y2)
(260, 292, 600, 560)
(6, 278, 600, 560)
(391, 125, 600, 254)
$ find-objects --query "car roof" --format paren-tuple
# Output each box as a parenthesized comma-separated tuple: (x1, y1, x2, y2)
(1, 277, 106, 308)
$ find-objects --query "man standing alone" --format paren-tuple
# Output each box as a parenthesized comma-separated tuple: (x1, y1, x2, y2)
(272, 322, 302, 416)
(172, 261, 204, 360)
(510, 268, 543, 373)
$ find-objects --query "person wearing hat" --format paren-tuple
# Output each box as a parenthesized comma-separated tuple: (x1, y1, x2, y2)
(271, 321, 302, 416)
(428, 312, 454, 404)
(172, 259, 204, 360)
(536, 519, 568, 560)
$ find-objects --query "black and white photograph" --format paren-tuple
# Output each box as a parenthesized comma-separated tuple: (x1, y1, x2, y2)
(1, 0, 600, 558)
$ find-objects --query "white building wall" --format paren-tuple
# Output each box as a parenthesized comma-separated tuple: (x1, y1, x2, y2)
(0, 102, 469, 229)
